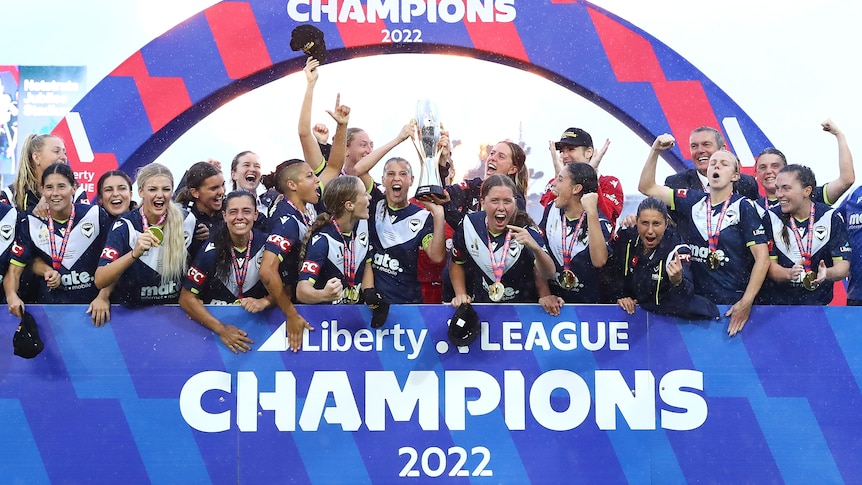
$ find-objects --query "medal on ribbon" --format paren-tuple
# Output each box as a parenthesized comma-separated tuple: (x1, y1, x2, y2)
(333, 220, 359, 303)
(557, 211, 585, 290)
(790, 203, 818, 291)
(231, 232, 253, 298)
(47, 205, 76, 272)
(487, 229, 512, 302)
(705, 196, 731, 270)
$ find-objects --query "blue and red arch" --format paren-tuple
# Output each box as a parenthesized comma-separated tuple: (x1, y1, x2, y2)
(52, 0, 770, 188)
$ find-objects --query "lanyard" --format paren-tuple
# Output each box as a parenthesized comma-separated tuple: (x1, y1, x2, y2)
(140, 207, 167, 233)
(561, 210, 585, 271)
(789, 202, 816, 271)
(47, 205, 76, 271)
(287, 199, 313, 228)
(705, 196, 731, 253)
(332, 220, 357, 287)
(488, 229, 513, 284)
(231, 232, 253, 298)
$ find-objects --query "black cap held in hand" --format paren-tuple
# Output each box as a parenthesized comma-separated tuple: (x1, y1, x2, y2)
(13, 310, 44, 359)
(362, 288, 390, 329)
(447, 303, 480, 347)
(290, 24, 326, 63)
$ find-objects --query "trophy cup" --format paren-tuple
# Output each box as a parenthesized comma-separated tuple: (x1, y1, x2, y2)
(411, 99, 445, 199)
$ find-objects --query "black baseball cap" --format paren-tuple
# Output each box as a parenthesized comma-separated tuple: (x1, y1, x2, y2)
(13, 310, 44, 359)
(447, 303, 480, 347)
(555, 127, 593, 151)
(290, 25, 326, 63)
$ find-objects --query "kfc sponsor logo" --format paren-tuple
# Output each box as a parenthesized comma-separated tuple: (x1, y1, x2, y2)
(301, 261, 320, 276)
(11, 241, 24, 257)
(188, 266, 207, 285)
(101, 247, 119, 261)
(267, 234, 292, 253)
(676, 189, 688, 198)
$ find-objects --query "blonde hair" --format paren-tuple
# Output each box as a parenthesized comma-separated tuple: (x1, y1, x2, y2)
(135, 163, 188, 286)
(13, 134, 62, 211)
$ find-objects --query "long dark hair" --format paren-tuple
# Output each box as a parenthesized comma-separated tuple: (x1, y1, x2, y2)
(97, 170, 138, 211)
(212, 190, 258, 283)
(777, 164, 817, 248)
(299, 176, 364, 264)
(562, 162, 598, 242)
(175, 161, 222, 205)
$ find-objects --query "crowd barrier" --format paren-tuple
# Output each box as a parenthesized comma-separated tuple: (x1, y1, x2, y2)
(1, 304, 859, 484)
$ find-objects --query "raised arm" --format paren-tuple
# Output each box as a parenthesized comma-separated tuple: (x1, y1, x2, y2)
(299, 57, 325, 172)
(638, 134, 675, 205)
(320, 95, 350, 187)
(589, 138, 611, 171)
(822, 119, 855, 204)
(354, 124, 414, 177)
(581, 193, 609, 268)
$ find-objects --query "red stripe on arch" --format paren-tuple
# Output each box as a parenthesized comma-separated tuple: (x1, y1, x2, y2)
(587, 7, 664, 82)
(51, 118, 79, 164)
(111, 52, 193, 133)
(205, 2, 273, 79)
(652, 80, 722, 159)
(463, 21, 529, 63)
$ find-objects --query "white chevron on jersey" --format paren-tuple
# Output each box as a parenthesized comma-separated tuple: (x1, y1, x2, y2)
(462, 215, 523, 282)
(324, 219, 370, 270)
(766, 208, 836, 262)
(120, 211, 197, 272)
(544, 209, 592, 266)
(0, 206, 17, 255)
(27, 205, 102, 269)
(688, 195, 750, 241)
(373, 200, 430, 249)
(221, 244, 266, 295)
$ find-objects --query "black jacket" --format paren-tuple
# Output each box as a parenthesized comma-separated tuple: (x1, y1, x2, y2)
(665, 169, 759, 201)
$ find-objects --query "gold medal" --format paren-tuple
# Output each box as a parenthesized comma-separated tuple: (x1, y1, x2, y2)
(343, 286, 360, 304)
(147, 226, 164, 244)
(707, 251, 720, 270)
(558, 269, 577, 290)
(488, 282, 505, 302)
(802, 271, 818, 291)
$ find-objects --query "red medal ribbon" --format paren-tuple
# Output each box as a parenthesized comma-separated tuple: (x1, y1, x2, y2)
(560, 210, 585, 273)
(488, 228, 513, 284)
(705, 196, 731, 254)
(332, 220, 357, 288)
(231, 232, 253, 298)
(47, 205, 76, 271)
(789, 202, 816, 271)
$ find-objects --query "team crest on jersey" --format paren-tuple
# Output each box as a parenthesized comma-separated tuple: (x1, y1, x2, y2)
(815, 225, 827, 240)
(509, 242, 520, 257)
(358, 231, 368, 246)
(0, 224, 11, 240)
(81, 222, 94, 238)
(409, 219, 422, 233)
(724, 209, 737, 224)
(256, 254, 263, 268)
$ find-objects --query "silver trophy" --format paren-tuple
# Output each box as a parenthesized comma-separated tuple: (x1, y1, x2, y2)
(412, 99, 445, 198)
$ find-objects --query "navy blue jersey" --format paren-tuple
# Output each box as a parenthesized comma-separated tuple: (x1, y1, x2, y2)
(298, 219, 371, 304)
(839, 187, 862, 301)
(10, 204, 110, 303)
(761, 203, 851, 305)
(369, 190, 435, 304)
(539, 203, 613, 303)
(611, 226, 719, 320)
(99, 208, 198, 307)
(451, 212, 544, 303)
(184, 228, 269, 304)
(264, 198, 317, 287)
(671, 189, 768, 305)
(0, 203, 18, 303)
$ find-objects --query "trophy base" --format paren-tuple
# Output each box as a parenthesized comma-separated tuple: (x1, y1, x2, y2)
(416, 185, 445, 198)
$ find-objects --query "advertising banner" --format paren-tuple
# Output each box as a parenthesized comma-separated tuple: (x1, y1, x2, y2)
(1, 304, 859, 484)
